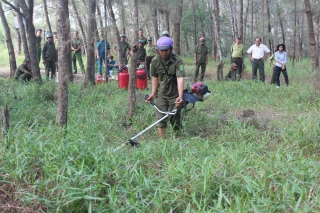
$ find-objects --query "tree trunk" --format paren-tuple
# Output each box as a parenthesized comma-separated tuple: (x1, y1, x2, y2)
(184, 33, 190, 55)
(192, 0, 197, 48)
(250, 0, 253, 45)
(213, 0, 223, 80)
(128, 0, 138, 118)
(96, 3, 104, 34)
(208, 0, 217, 60)
(56, 0, 71, 127)
(0, 1, 17, 78)
(2, 106, 9, 140)
(42, 0, 52, 33)
(119, 0, 126, 35)
(16, 8, 30, 59)
(228, 0, 236, 41)
(173, 0, 183, 55)
(243, 0, 250, 43)
(151, 8, 159, 42)
(304, 0, 319, 70)
(266, 0, 272, 52)
(292, 0, 297, 68)
(84, 0, 96, 86)
(238, 0, 243, 38)
(164, 10, 170, 33)
(106, 0, 121, 64)
(297, 15, 303, 62)
(71, 0, 87, 47)
(15, 27, 21, 55)
(276, 3, 285, 45)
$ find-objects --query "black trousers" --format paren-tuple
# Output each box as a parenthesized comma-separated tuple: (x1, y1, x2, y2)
(275, 66, 289, 87)
(146, 56, 154, 79)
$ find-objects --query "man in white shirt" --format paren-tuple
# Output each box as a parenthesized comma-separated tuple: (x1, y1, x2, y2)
(247, 37, 270, 82)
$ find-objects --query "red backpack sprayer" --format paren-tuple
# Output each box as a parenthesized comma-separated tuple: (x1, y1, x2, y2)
(114, 82, 211, 151)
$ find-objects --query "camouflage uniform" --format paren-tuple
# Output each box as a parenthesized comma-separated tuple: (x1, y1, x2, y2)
(119, 41, 131, 65)
(15, 64, 32, 81)
(225, 63, 238, 81)
(36, 36, 42, 64)
(72, 37, 85, 73)
(194, 44, 208, 82)
(42, 40, 57, 79)
(151, 54, 185, 130)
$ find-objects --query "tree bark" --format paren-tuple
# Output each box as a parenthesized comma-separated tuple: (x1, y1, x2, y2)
(2, 106, 9, 140)
(238, 0, 243, 38)
(71, 0, 87, 47)
(56, 0, 71, 127)
(0, 1, 17, 78)
(119, 0, 127, 35)
(243, 0, 250, 43)
(228, 0, 236, 41)
(297, 15, 303, 62)
(16, 12, 30, 60)
(96, 3, 104, 34)
(304, 0, 319, 70)
(14, 24, 21, 55)
(42, 0, 52, 33)
(164, 9, 170, 33)
(192, 0, 197, 48)
(173, 0, 183, 55)
(292, 0, 297, 68)
(250, 0, 253, 45)
(266, 0, 272, 52)
(128, 0, 139, 119)
(151, 8, 159, 42)
(213, 0, 223, 80)
(276, 3, 285, 45)
(84, 0, 96, 86)
(106, 0, 121, 64)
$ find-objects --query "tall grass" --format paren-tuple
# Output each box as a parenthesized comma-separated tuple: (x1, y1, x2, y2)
(0, 55, 320, 212)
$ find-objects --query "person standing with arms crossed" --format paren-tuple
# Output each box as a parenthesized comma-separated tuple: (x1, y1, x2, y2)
(146, 37, 185, 138)
(194, 37, 209, 82)
(247, 37, 270, 82)
(119, 34, 131, 65)
(231, 36, 244, 80)
(71, 31, 85, 74)
(42, 33, 57, 80)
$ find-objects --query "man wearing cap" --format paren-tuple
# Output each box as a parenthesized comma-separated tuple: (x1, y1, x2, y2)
(247, 37, 270, 82)
(35, 29, 42, 65)
(138, 29, 147, 46)
(42, 33, 57, 80)
(137, 40, 146, 67)
(119, 34, 131, 65)
(15, 59, 33, 82)
(162, 30, 170, 37)
(146, 37, 185, 137)
(71, 31, 85, 74)
(231, 36, 244, 80)
(145, 37, 156, 79)
(225, 63, 238, 81)
(194, 37, 209, 82)
(96, 35, 111, 76)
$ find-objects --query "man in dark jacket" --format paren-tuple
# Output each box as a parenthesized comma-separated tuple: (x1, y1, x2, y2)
(15, 59, 32, 82)
(42, 33, 57, 80)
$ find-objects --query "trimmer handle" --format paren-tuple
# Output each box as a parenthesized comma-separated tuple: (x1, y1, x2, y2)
(144, 94, 155, 106)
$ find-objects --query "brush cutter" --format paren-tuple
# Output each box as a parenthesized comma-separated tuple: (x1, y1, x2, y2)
(113, 82, 211, 152)
(113, 94, 180, 151)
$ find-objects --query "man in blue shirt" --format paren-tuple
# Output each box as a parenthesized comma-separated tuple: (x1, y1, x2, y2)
(96, 35, 110, 76)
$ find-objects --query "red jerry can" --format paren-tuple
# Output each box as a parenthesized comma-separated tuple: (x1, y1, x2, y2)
(136, 68, 148, 89)
(118, 67, 129, 89)
(96, 76, 106, 84)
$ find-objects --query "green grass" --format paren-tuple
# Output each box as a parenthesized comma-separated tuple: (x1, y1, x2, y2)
(1, 54, 320, 212)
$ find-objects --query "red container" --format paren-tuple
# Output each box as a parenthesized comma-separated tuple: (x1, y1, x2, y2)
(118, 68, 129, 89)
(96, 76, 106, 84)
(136, 68, 148, 89)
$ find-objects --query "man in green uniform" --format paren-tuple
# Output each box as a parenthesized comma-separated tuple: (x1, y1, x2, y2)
(138, 29, 147, 46)
(231, 36, 244, 80)
(42, 33, 57, 80)
(71, 31, 85, 74)
(194, 37, 209, 82)
(145, 37, 156, 79)
(224, 63, 238, 81)
(146, 37, 185, 138)
(137, 40, 146, 67)
(15, 59, 32, 82)
(119, 34, 131, 65)
(35, 29, 42, 65)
